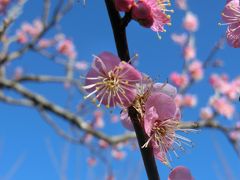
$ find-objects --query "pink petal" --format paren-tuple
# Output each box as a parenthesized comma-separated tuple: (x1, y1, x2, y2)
(145, 92, 177, 121)
(152, 83, 177, 98)
(120, 110, 134, 131)
(168, 166, 194, 180)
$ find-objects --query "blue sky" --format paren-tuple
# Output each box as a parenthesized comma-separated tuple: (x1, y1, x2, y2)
(0, 0, 240, 179)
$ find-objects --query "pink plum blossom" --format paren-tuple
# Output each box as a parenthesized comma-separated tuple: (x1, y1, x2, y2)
(75, 61, 89, 70)
(93, 110, 104, 128)
(111, 149, 126, 160)
(98, 139, 109, 148)
(132, 0, 172, 35)
(168, 166, 194, 180)
(175, 0, 188, 10)
(38, 39, 54, 49)
(182, 94, 197, 107)
(221, 0, 240, 48)
(210, 96, 235, 119)
(183, 44, 196, 61)
(183, 11, 199, 32)
(132, 1, 154, 28)
(143, 90, 192, 166)
(170, 72, 189, 88)
(83, 52, 142, 108)
(188, 60, 203, 81)
(200, 107, 213, 120)
(57, 39, 77, 59)
(171, 33, 187, 46)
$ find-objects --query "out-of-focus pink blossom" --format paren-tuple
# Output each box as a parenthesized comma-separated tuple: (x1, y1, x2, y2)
(210, 74, 240, 100)
(200, 107, 213, 120)
(16, 19, 43, 43)
(13, 66, 24, 80)
(93, 110, 104, 128)
(170, 72, 189, 88)
(120, 109, 134, 131)
(175, 0, 188, 10)
(168, 166, 194, 180)
(98, 139, 109, 148)
(38, 39, 54, 48)
(57, 39, 77, 59)
(83, 134, 93, 143)
(111, 114, 119, 123)
(16, 31, 28, 43)
(210, 96, 235, 119)
(221, 0, 240, 48)
(229, 130, 240, 141)
(111, 149, 126, 160)
(115, 0, 134, 12)
(183, 45, 196, 61)
(75, 61, 88, 70)
(87, 157, 96, 167)
(188, 60, 203, 81)
(171, 33, 187, 46)
(182, 94, 197, 107)
(183, 11, 199, 32)
(83, 52, 141, 108)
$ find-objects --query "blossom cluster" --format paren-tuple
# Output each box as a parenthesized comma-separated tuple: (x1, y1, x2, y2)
(83, 51, 194, 168)
(114, 0, 173, 37)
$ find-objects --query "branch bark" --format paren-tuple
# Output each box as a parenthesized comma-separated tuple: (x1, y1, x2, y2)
(105, 1, 160, 179)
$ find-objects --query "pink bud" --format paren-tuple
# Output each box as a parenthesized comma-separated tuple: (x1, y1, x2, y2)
(131, 1, 154, 28)
(115, 0, 134, 12)
(168, 166, 194, 180)
(183, 12, 199, 32)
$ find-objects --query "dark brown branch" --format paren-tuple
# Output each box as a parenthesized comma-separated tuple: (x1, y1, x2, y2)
(104, 0, 130, 62)
(105, 1, 160, 179)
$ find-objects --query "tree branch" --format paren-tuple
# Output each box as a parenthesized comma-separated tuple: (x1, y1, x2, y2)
(104, 1, 160, 179)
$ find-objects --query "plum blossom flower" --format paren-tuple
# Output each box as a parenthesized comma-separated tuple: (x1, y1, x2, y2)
(171, 33, 187, 46)
(210, 96, 235, 119)
(168, 166, 194, 180)
(210, 74, 240, 100)
(183, 45, 196, 61)
(182, 94, 197, 107)
(93, 110, 104, 128)
(83, 52, 142, 108)
(143, 89, 193, 167)
(221, 0, 240, 48)
(111, 149, 126, 160)
(75, 61, 89, 70)
(200, 107, 213, 120)
(175, 0, 187, 11)
(170, 72, 189, 88)
(132, 0, 173, 37)
(188, 60, 203, 81)
(183, 11, 199, 32)
(57, 39, 77, 59)
(16, 19, 43, 43)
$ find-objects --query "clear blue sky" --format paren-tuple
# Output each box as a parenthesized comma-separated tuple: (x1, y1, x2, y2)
(0, 0, 240, 179)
